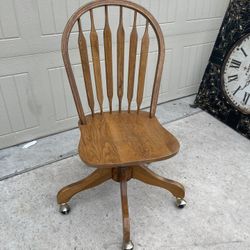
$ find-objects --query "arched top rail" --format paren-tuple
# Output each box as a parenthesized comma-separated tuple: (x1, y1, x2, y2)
(62, 0, 165, 53)
(61, 0, 165, 124)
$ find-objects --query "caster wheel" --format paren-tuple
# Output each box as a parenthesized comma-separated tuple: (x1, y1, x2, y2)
(123, 240, 134, 250)
(59, 203, 71, 214)
(176, 198, 186, 209)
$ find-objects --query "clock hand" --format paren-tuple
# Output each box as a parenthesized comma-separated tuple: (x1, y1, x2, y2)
(240, 79, 250, 90)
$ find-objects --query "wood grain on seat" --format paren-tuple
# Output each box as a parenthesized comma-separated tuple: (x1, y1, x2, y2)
(78, 111, 180, 167)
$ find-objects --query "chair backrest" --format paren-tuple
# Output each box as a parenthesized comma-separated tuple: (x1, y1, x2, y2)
(62, 0, 165, 125)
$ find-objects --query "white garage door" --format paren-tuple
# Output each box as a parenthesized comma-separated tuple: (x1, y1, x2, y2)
(0, 0, 229, 149)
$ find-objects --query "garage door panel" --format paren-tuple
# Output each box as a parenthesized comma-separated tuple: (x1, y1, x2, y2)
(186, 0, 229, 21)
(37, 0, 58, 35)
(0, 0, 20, 39)
(14, 73, 39, 129)
(179, 42, 214, 89)
(0, 73, 38, 133)
(0, 52, 75, 147)
(176, 33, 216, 96)
(48, 67, 69, 121)
(62, 69, 78, 118)
(37, 0, 85, 35)
(0, 0, 229, 58)
(0, 89, 12, 136)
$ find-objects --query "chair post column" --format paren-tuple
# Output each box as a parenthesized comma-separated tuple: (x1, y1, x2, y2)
(119, 167, 134, 250)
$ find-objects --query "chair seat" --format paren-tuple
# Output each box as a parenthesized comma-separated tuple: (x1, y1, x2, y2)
(78, 111, 180, 167)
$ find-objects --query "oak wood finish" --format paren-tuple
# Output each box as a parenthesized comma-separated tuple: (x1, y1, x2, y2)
(78, 111, 180, 168)
(127, 11, 138, 113)
(117, 7, 125, 112)
(112, 166, 133, 182)
(120, 168, 131, 246)
(90, 9, 103, 114)
(57, 166, 185, 204)
(57, 168, 112, 204)
(61, 0, 165, 123)
(133, 165, 185, 198)
(57, 165, 185, 248)
(59, 1, 185, 249)
(78, 19, 95, 116)
(103, 6, 113, 113)
(137, 21, 149, 112)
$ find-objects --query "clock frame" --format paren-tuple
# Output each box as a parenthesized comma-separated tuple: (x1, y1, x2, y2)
(221, 33, 250, 115)
(194, 0, 250, 139)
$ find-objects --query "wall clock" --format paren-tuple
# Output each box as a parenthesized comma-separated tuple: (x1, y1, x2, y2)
(194, 0, 250, 139)
(222, 33, 250, 114)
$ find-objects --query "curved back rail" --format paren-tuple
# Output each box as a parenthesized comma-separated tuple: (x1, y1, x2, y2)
(61, 0, 165, 124)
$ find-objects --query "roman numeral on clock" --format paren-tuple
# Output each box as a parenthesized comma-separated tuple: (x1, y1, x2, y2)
(240, 47, 248, 57)
(243, 92, 250, 105)
(233, 86, 241, 96)
(229, 59, 241, 69)
(228, 74, 238, 82)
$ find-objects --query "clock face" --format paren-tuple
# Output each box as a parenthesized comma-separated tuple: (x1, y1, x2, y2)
(222, 33, 250, 114)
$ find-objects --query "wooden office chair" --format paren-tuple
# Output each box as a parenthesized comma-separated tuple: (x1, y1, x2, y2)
(57, 1, 186, 249)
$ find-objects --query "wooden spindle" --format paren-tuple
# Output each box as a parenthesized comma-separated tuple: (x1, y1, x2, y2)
(104, 6, 113, 113)
(90, 9, 103, 114)
(136, 21, 149, 112)
(127, 11, 138, 113)
(78, 19, 95, 116)
(117, 6, 125, 112)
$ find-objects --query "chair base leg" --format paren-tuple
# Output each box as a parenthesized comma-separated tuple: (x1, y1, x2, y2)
(57, 168, 112, 212)
(133, 164, 185, 199)
(57, 164, 185, 249)
(119, 168, 133, 250)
